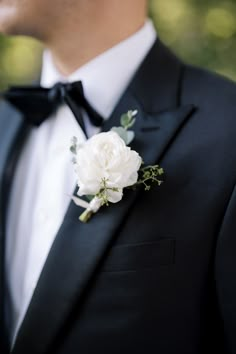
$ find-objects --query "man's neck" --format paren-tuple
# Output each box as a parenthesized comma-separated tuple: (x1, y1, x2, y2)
(44, 2, 147, 76)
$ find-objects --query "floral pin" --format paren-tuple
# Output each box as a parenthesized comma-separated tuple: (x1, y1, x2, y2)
(70, 110, 164, 222)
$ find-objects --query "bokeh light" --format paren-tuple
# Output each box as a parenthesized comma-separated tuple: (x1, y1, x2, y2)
(0, 36, 42, 89)
(205, 8, 236, 39)
(0, 0, 235, 91)
(0, 37, 42, 80)
(149, 0, 236, 82)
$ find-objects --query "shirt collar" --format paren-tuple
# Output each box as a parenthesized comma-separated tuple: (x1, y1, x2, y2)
(41, 19, 157, 119)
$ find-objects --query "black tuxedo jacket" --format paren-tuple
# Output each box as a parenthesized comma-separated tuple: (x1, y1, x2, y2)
(0, 38, 236, 354)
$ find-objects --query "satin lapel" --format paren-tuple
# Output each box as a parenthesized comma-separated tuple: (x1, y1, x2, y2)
(0, 101, 27, 351)
(12, 39, 197, 354)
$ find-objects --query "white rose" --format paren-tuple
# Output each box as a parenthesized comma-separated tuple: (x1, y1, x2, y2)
(75, 131, 142, 203)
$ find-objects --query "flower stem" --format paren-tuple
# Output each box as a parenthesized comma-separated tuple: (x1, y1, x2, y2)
(79, 209, 94, 223)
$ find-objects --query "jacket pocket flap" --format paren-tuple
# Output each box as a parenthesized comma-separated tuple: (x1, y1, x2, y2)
(101, 238, 175, 272)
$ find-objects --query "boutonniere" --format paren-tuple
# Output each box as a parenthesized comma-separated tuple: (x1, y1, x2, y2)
(70, 110, 164, 222)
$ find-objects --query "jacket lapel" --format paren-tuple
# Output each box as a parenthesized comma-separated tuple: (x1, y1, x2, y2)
(11, 39, 196, 354)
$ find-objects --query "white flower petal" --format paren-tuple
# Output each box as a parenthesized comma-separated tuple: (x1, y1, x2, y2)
(107, 189, 123, 203)
(73, 131, 142, 198)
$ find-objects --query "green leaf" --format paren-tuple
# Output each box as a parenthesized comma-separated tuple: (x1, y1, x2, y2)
(70, 145, 77, 154)
(70, 136, 78, 155)
(111, 127, 129, 145)
(121, 113, 130, 128)
(120, 110, 138, 130)
(126, 130, 135, 144)
(111, 126, 135, 145)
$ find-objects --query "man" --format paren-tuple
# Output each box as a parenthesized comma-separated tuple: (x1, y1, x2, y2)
(0, 0, 236, 353)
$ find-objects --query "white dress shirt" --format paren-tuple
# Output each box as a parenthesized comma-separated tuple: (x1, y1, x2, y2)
(5, 19, 156, 345)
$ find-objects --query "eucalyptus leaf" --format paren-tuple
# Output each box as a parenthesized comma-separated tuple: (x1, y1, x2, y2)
(70, 136, 78, 154)
(121, 113, 130, 128)
(127, 117, 136, 130)
(120, 110, 137, 130)
(126, 130, 135, 144)
(71, 136, 78, 144)
(70, 145, 77, 154)
(111, 127, 129, 145)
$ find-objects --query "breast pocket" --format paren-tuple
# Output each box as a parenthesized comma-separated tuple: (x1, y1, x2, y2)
(101, 238, 176, 272)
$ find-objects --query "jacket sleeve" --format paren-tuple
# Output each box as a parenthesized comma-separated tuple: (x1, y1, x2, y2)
(215, 183, 236, 354)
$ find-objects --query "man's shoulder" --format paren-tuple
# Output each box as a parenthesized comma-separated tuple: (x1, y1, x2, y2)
(182, 64, 236, 113)
(180, 64, 236, 161)
(0, 98, 23, 140)
(0, 97, 10, 123)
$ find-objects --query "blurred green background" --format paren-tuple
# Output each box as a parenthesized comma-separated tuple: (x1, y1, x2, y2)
(0, 0, 235, 91)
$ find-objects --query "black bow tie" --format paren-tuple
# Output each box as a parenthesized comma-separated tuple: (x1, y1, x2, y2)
(2, 81, 104, 136)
